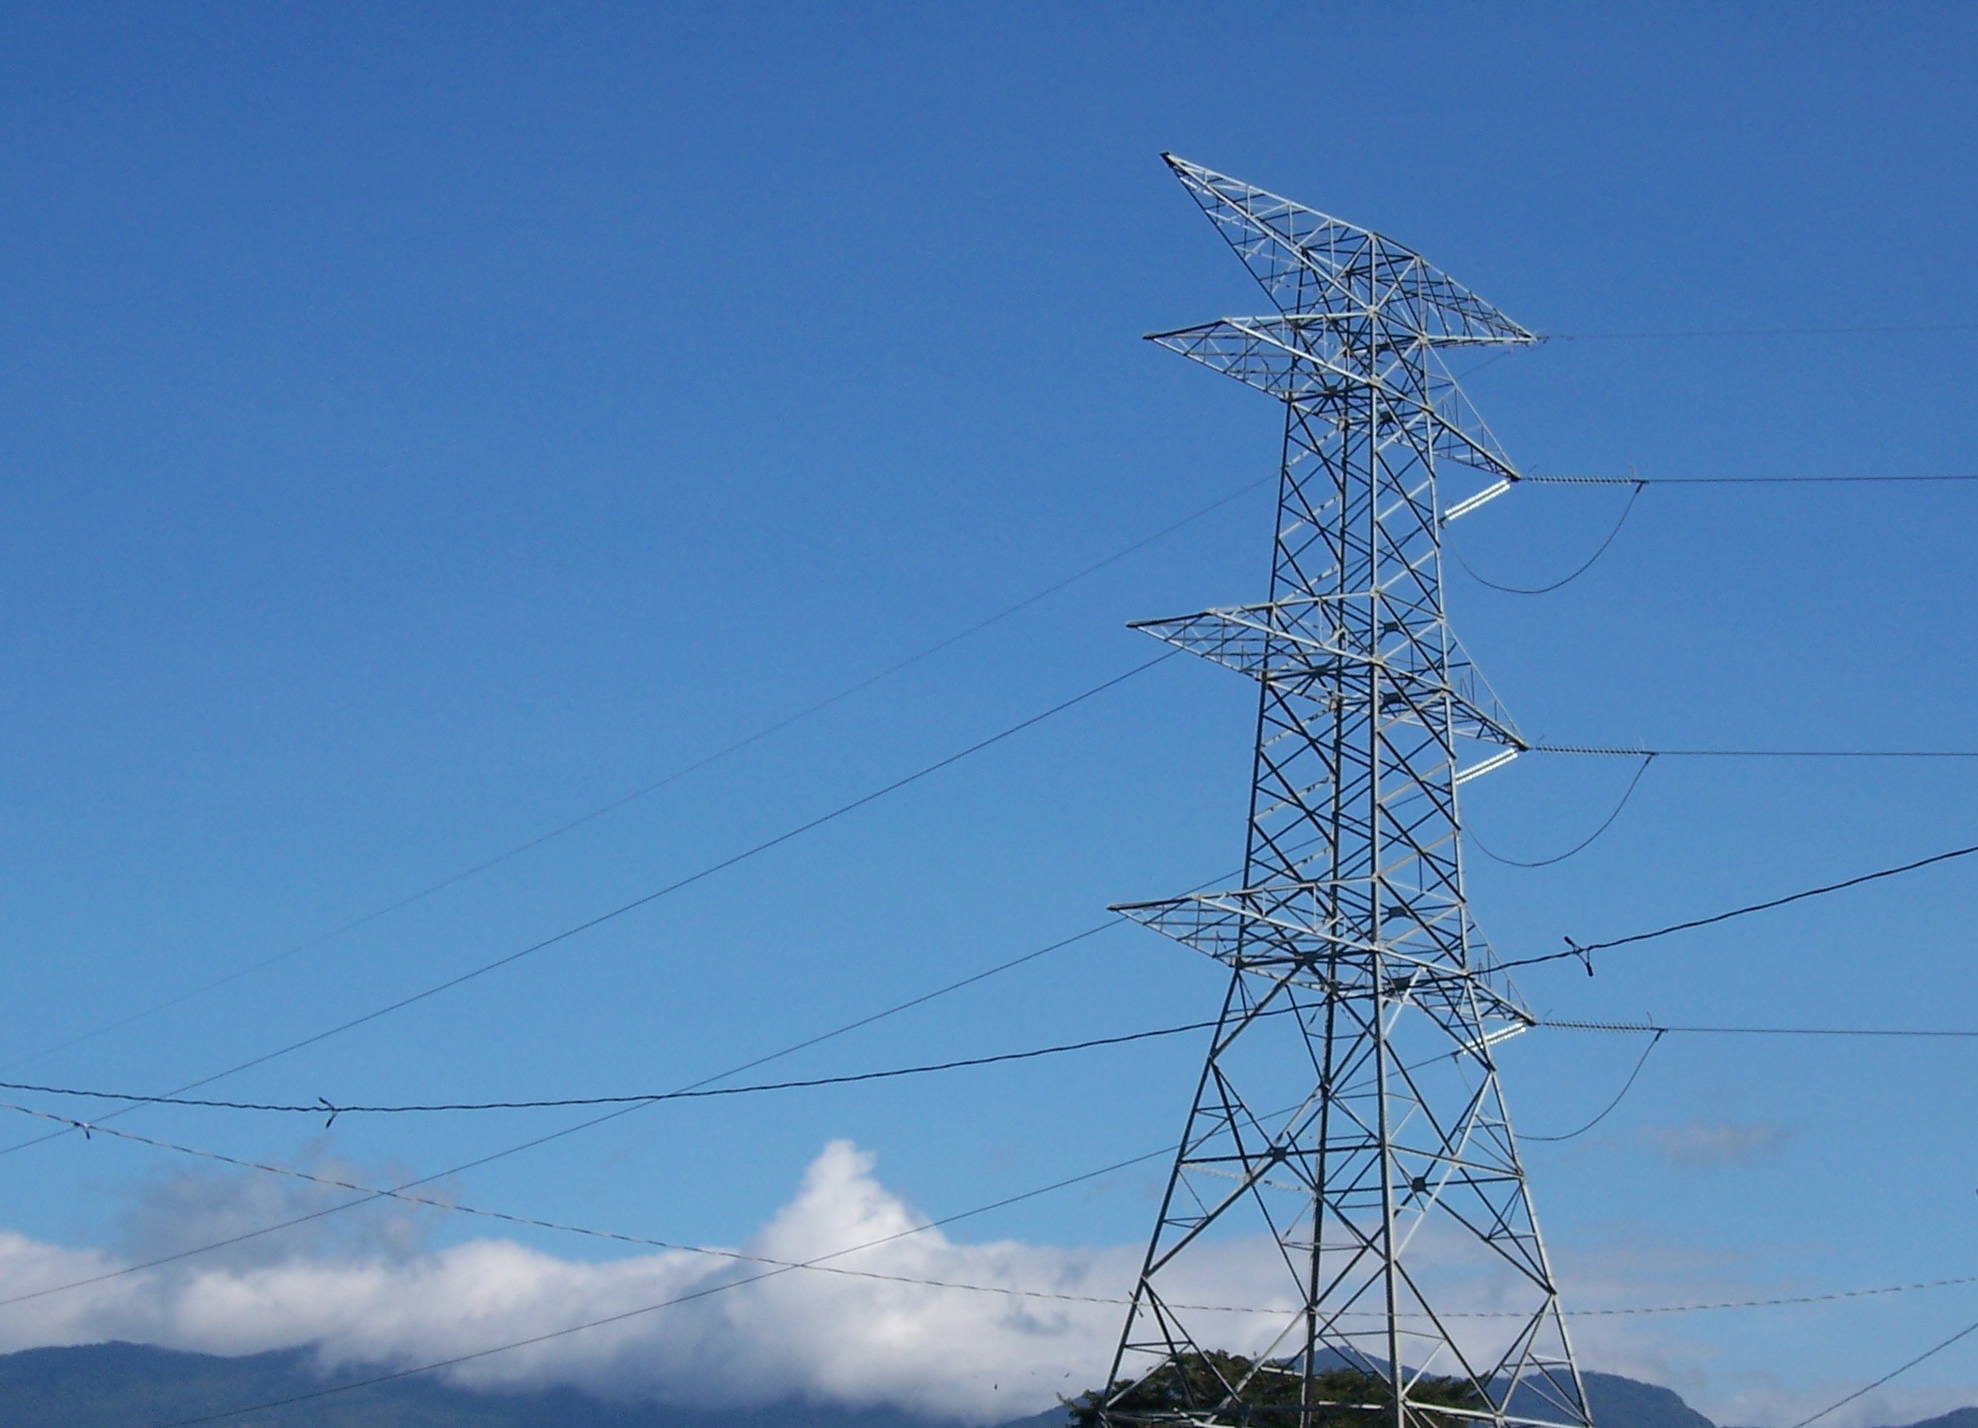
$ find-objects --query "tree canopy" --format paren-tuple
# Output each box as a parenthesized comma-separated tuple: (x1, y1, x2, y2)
(1065, 1355, 1484, 1428)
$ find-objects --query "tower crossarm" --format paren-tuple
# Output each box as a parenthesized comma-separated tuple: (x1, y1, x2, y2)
(1110, 889, 1533, 1029)
(1148, 318, 1524, 486)
(1160, 154, 1543, 347)
(1126, 601, 1523, 751)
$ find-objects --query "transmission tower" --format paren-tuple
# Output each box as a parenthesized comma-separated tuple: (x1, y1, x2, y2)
(1098, 157, 1592, 1428)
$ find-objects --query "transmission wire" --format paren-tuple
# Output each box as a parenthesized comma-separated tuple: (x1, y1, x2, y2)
(1468, 754, 1655, 868)
(1500, 841, 1978, 976)
(1786, 1311, 1978, 1428)
(1546, 1019, 1978, 1040)
(0, 1012, 1239, 1118)
(1524, 472, 1978, 487)
(1536, 743, 1978, 759)
(7, 476, 1268, 1078)
(0, 653, 1174, 1160)
(29, 1003, 1978, 1123)
(13, 1094, 1978, 1327)
(1522, 1030, 1664, 1143)
(1451, 479, 1645, 595)
(1549, 322, 1978, 341)
(0, 839, 1253, 1302)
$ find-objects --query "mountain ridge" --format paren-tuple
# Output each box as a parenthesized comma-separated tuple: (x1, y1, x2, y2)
(0, 1342, 1953, 1428)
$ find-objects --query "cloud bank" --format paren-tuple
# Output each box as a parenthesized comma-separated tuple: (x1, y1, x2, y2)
(0, 1140, 1969, 1428)
(0, 1141, 1243, 1421)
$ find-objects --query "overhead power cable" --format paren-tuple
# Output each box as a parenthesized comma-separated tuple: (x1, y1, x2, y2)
(1500, 840, 1978, 977)
(1535, 743, 1978, 758)
(11, 1093, 1976, 1335)
(99, 1106, 1978, 1428)
(1546, 1019, 1978, 1041)
(1523, 472, 1978, 487)
(30, 998, 1967, 1125)
(1451, 479, 1645, 595)
(1447, 467, 1977, 592)
(17, 836, 1970, 1339)
(0, 1095, 1178, 1316)
(1786, 1310, 1978, 1428)
(1469, 754, 1656, 868)
(0, 1013, 1235, 1118)
(0, 892, 1223, 1305)
(0, 837, 1254, 1298)
(134, 1156, 1177, 1428)
(1548, 322, 1978, 342)
(1522, 1031, 1664, 1143)
(1486, 1013, 1978, 1145)
(8, 475, 1268, 1078)
(0, 652, 1174, 1160)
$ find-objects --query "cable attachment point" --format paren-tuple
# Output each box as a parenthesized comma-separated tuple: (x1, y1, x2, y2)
(1564, 937, 1594, 977)
(317, 1097, 340, 1129)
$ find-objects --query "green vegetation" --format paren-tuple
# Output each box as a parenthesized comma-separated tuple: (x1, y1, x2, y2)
(1065, 1355, 1484, 1428)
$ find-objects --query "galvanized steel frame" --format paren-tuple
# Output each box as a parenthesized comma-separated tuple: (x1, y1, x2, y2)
(1099, 157, 1592, 1428)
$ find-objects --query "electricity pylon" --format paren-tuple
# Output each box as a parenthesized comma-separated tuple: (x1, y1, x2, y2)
(1098, 157, 1592, 1428)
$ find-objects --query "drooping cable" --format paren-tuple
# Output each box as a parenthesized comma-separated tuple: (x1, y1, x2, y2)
(0, 652, 1175, 1159)
(26, 1004, 1978, 1122)
(1521, 1030, 1664, 1143)
(0, 842, 1258, 1299)
(0, 1011, 1242, 1118)
(8, 476, 1269, 1077)
(1468, 754, 1655, 868)
(0, 902, 1195, 1306)
(1450, 479, 1645, 595)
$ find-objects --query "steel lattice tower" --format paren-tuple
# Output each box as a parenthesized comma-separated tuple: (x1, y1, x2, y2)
(1098, 157, 1592, 1428)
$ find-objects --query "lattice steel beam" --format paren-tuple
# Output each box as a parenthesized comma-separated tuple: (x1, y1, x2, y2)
(1097, 156, 1590, 1428)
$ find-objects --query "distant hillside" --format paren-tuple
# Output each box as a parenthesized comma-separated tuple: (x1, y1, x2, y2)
(0, 1341, 951, 1428)
(0, 1341, 1960, 1428)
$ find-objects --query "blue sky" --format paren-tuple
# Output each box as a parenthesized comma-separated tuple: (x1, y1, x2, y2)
(1, 4, 1976, 1422)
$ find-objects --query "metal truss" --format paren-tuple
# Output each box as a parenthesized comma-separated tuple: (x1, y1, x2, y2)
(1098, 157, 1593, 1428)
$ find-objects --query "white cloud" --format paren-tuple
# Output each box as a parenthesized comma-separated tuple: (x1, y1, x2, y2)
(0, 1141, 1151, 1421)
(1640, 1122, 1793, 1169)
(3, 1140, 1975, 1428)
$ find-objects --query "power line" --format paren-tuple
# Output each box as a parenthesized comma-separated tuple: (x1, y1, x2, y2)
(1560, 1275, 1978, 1319)
(1546, 1019, 1978, 1040)
(1469, 754, 1656, 868)
(1448, 468, 1976, 597)
(1502, 840, 1978, 975)
(1522, 1031, 1664, 1143)
(1548, 323, 1978, 341)
(1451, 478, 1645, 595)
(0, 1012, 1233, 1117)
(0, 653, 1174, 1160)
(1787, 1310, 1978, 1428)
(1523, 472, 1978, 486)
(0, 909, 1175, 1306)
(6, 476, 1267, 1078)
(1535, 744, 1978, 758)
(1469, 1014, 1978, 1149)
(0, 842, 1253, 1298)
(0, 1094, 1179, 1317)
(83, 1085, 1978, 1428)
(12, 1091, 1976, 1331)
(133, 1155, 1175, 1428)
